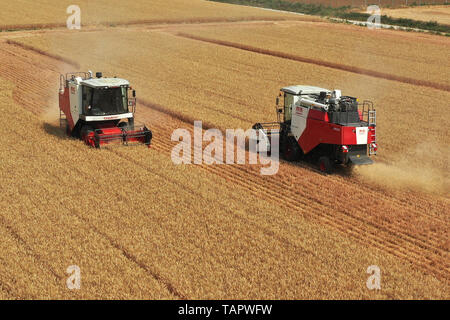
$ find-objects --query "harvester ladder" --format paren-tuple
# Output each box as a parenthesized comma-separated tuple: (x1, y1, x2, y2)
(368, 110, 377, 155)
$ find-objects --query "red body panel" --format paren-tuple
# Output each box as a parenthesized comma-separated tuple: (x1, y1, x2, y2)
(297, 109, 373, 154)
(341, 126, 358, 145)
(59, 89, 74, 129)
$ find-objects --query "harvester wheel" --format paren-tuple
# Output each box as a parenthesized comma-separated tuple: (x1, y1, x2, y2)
(282, 137, 301, 162)
(80, 125, 93, 139)
(318, 156, 333, 174)
(118, 122, 128, 129)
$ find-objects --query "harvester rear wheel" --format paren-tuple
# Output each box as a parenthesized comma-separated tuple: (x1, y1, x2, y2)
(318, 156, 333, 174)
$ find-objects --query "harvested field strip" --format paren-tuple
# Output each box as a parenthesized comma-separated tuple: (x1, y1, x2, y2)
(0, 17, 302, 32)
(0, 0, 302, 30)
(145, 102, 448, 227)
(2, 76, 448, 298)
(1, 28, 448, 297)
(5, 40, 80, 69)
(10, 30, 450, 175)
(2, 129, 372, 298)
(176, 32, 450, 92)
(138, 141, 450, 282)
(1, 36, 447, 264)
(143, 106, 449, 282)
(111, 143, 448, 297)
(177, 21, 450, 88)
(147, 142, 448, 283)
(0, 45, 71, 117)
(136, 98, 449, 256)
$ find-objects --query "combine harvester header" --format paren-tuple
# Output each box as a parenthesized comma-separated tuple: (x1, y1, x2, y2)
(253, 85, 377, 173)
(59, 71, 152, 148)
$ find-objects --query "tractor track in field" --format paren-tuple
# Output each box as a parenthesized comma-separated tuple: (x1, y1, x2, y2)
(4, 40, 80, 69)
(1, 36, 448, 284)
(175, 32, 450, 93)
(0, 215, 63, 284)
(143, 107, 449, 282)
(147, 142, 450, 282)
(0, 16, 302, 33)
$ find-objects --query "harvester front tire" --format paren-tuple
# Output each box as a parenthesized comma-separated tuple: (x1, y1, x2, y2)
(80, 125, 93, 138)
(318, 156, 333, 174)
(118, 122, 128, 129)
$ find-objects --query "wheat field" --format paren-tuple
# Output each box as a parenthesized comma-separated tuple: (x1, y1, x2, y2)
(0, 0, 302, 30)
(380, 5, 450, 24)
(10, 26, 449, 175)
(0, 1, 448, 299)
(2, 77, 447, 299)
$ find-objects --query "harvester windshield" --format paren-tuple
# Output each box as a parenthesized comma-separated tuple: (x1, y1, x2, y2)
(83, 86, 128, 116)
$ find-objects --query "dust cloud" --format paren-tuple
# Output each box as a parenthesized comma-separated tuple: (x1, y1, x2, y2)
(354, 141, 449, 196)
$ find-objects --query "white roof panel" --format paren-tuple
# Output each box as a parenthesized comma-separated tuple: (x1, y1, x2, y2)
(281, 85, 330, 95)
(81, 77, 129, 88)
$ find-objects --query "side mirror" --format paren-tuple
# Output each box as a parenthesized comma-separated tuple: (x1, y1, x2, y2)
(276, 97, 279, 106)
(132, 90, 136, 98)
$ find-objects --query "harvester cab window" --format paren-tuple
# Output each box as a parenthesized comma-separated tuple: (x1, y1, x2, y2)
(82, 86, 128, 116)
(284, 93, 293, 122)
(82, 86, 93, 114)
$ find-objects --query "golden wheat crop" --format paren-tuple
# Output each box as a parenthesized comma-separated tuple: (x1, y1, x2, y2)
(288, 0, 448, 8)
(0, 77, 448, 299)
(0, 2, 449, 299)
(180, 22, 450, 88)
(379, 5, 450, 24)
(11, 26, 450, 174)
(0, 0, 300, 30)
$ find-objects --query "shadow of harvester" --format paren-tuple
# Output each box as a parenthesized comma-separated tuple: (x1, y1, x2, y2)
(42, 122, 70, 140)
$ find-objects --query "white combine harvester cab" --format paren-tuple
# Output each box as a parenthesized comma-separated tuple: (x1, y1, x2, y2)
(59, 71, 152, 148)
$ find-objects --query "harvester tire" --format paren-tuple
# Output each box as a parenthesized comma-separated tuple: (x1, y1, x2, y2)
(118, 122, 128, 129)
(318, 156, 333, 174)
(282, 137, 301, 162)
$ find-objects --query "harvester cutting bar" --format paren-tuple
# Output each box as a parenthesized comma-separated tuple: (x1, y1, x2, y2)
(85, 125, 152, 148)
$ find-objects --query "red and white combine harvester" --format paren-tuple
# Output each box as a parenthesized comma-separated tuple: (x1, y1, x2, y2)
(59, 71, 152, 148)
(253, 85, 377, 173)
